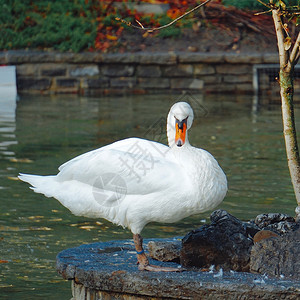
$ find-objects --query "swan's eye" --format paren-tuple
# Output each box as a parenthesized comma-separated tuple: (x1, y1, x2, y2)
(174, 116, 188, 121)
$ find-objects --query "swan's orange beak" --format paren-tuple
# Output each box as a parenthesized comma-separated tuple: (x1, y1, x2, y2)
(175, 118, 187, 147)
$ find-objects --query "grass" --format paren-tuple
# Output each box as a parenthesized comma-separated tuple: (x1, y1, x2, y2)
(1, 0, 98, 52)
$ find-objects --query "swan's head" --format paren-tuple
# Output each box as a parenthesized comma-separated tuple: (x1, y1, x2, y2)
(167, 102, 194, 148)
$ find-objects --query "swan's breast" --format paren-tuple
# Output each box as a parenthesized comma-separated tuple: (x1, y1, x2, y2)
(178, 147, 227, 212)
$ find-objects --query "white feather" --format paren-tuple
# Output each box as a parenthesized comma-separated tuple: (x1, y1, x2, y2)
(19, 102, 227, 234)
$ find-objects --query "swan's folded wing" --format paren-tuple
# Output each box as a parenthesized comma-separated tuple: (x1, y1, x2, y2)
(56, 137, 180, 195)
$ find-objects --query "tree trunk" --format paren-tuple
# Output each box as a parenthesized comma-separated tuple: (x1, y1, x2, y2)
(279, 69, 300, 216)
(272, 7, 300, 218)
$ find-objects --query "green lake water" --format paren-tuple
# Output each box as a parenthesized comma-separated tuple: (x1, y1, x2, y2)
(0, 93, 298, 299)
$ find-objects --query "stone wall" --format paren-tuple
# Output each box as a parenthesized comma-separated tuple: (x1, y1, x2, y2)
(0, 51, 279, 95)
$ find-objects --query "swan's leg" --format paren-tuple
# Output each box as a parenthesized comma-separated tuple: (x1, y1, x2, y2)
(133, 234, 184, 272)
(133, 233, 150, 268)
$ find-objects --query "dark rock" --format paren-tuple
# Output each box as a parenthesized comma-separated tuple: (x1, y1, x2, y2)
(254, 213, 298, 235)
(180, 209, 259, 272)
(264, 221, 299, 235)
(255, 213, 295, 228)
(253, 230, 279, 243)
(243, 221, 261, 238)
(296, 206, 300, 222)
(148, 239, 181, 263)
(250, 228, 300, 279)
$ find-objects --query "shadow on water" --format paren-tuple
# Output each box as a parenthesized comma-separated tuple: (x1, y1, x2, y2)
(0, 93, 299, 299)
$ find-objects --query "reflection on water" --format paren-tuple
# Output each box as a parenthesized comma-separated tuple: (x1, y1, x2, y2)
(0, 96, 17, 162)
(0, 93, 299, 299)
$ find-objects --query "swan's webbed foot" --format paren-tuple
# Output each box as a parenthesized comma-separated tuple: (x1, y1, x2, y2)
(133, 233, 185, 272)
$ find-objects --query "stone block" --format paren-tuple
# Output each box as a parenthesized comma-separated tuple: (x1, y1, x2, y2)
(235, 83, 254, 92)
(102, 53, 139, 64)
(224, 53, 263, 64)
(136, 65, 161, 77)
(6, 51, 51, 64)
(205, 83, 236, 93)
(17, 77, 51, 91)
(178, 52, 224, 63)
(163, 64, 193, 77)
(138, 52, 177, 65)
(201, 75, 222, 84)
(170, 78, 204, 90)
(216, 64, 251, 74)
(16, 64, 39, 76)
(69, 52, 103, 63)
(40, 65, 67, 77)
(69, 65, 99, 77)
(263, 53, 279, 63)
(0, 52, 7, 64)
(223, 74, 252, 83)
(82, 89, 105, 96)
(194, 64, 215, 75)
(56, 78, 78, 88)
(101, 65, 135, 77)
(100, 88, 146, 96)
(85, 77, 109, 89)
(42, 52, 103, 64)
(138, 78, 169, 88)
(110, 77, 136, 88)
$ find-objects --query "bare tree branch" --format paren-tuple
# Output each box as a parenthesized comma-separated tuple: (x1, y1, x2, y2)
(272, 8, 288, 67)
(288, 31, 300, 71)
(115, 0, 211, 32)
(254, 9, 272, 16)
(256, 0, 272, 9)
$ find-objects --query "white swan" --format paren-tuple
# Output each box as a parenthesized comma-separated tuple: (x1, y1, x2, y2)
(19, 102, 227, 271)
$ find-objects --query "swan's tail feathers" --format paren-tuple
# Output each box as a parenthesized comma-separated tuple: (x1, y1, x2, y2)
(18, 173, 57, 198)
(18, 173, 121, 224)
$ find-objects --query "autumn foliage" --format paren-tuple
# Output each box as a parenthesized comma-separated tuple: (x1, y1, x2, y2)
(93, 0, 201, 52)
(1, 0, 272, 53)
